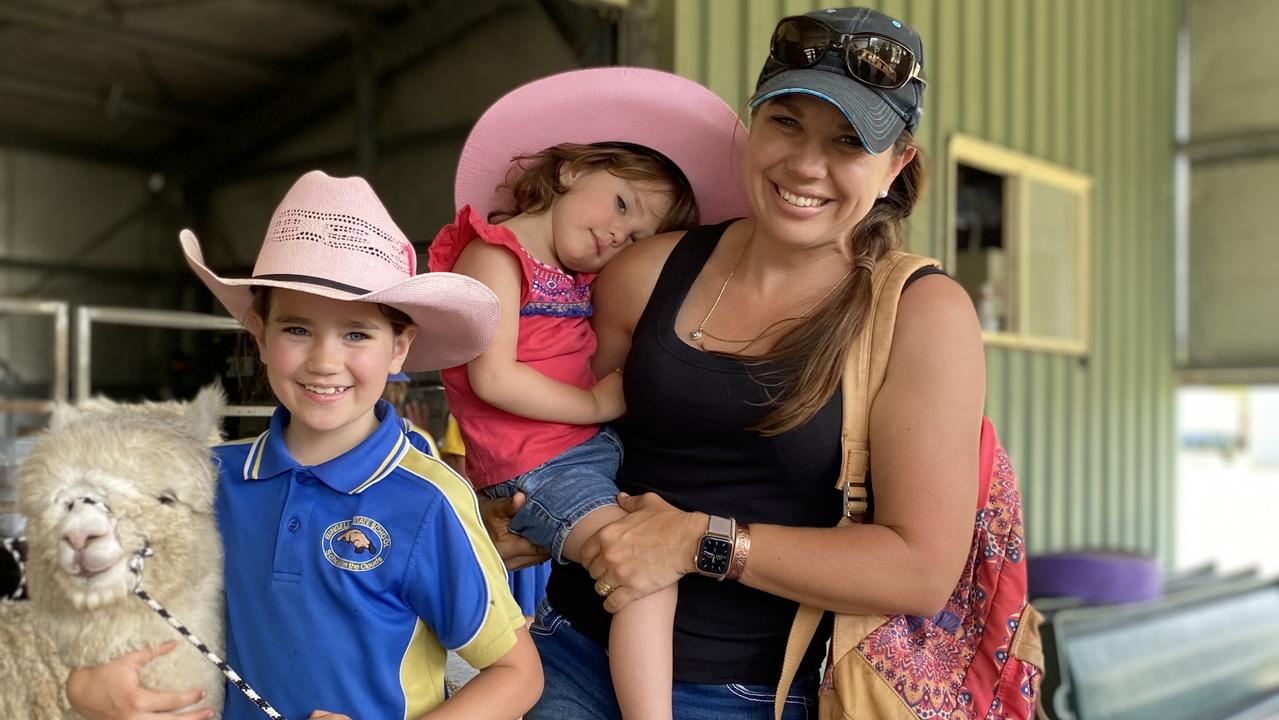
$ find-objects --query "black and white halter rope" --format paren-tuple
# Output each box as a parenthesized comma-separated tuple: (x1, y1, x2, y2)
(128, 547, 286, 719)
(65, 497, 283, 719)
(1, 535, 25, 601)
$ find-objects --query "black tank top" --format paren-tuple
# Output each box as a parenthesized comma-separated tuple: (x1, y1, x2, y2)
(545, 222, 945, 684)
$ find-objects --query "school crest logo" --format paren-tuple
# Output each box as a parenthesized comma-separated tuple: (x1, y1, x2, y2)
(323, 516, 391, 571)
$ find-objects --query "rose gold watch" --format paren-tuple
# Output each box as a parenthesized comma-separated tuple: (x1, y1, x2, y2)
(693, 515, 736, 579)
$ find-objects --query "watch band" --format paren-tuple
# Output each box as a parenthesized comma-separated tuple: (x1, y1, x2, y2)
(706, 514, 734, 539)
(726, 523, 751, 581)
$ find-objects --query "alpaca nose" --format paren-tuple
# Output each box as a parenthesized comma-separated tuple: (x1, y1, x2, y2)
(65, 528, 106, 551)
(63, 499, 113, 550)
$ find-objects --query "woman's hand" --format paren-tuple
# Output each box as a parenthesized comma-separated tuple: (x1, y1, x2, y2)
(309, 712, 352, 719)
(477, 491, 551, 570)
(581, 492, 704, 613)
(66, 640, 212, 720)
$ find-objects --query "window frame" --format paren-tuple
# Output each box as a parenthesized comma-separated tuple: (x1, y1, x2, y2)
(946, 133, 1094, 356)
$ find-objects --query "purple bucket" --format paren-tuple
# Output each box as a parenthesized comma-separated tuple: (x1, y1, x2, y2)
(1028, 550, 1162, 605)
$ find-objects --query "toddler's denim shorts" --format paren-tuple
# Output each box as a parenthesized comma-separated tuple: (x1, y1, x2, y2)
(483, 427, 622, 563)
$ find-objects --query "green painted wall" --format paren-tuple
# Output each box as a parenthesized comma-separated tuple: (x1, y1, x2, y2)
(662, 0, 1179, 562)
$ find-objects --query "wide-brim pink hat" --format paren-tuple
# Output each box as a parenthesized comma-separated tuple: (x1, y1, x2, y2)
(455, 67, 750, 223)
(179, 170, 498, 372)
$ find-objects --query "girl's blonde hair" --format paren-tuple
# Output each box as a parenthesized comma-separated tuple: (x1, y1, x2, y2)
(490, 142, 700, 232)
(749, 131, 926, 436)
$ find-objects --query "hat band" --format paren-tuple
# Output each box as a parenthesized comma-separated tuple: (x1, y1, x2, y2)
(253, 273, 370, 295)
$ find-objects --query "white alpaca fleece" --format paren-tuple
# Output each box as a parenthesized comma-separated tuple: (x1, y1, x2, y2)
(0, 386, 227, 718)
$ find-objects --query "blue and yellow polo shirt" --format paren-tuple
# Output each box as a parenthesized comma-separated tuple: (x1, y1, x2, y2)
(213, 400, 524, 719)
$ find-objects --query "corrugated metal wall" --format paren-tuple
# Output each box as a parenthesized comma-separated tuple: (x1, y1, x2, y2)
(665, 0, 1179, 561)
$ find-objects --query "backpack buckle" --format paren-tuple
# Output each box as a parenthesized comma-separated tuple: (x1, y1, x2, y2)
(843, 481, 870, 522)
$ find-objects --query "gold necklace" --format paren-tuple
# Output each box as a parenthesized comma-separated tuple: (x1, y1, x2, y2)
(689, 242, 853, 345)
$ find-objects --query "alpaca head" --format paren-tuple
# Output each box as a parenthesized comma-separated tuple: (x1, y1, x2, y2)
(17, 385, 224, 610)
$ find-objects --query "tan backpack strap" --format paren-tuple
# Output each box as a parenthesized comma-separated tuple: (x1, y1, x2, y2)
(839, 251, 940, 519)
(773, 604, 825, 719)
(774, 251, 940, 720)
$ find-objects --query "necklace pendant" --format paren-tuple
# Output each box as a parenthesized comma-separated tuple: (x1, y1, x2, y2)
(690, 328, 703, 341)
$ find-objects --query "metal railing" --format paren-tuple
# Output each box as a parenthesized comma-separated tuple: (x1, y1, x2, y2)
(75, 306, 273, 417)
(0, 298, 69, 414)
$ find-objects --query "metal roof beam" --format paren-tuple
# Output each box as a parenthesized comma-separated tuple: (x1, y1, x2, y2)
(112, 0, 380, 26)
(217, 120, 472, 182)
(0, 128, 148, 166)
(0, 72, 215, 130)
(263, 0, 384, 25)
(1182, 129, 1279, 166)
(0, 256, 187, 287)
(536, 0, 620, 66)
(161, 0, 521, 185)
(0, 0, 289, 83)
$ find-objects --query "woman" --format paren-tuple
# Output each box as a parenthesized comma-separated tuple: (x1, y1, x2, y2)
(487, 7, 983, 719)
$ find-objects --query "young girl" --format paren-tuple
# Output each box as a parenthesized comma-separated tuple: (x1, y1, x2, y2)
(430, 67, 749, 720)
(66, 170, 542, 720)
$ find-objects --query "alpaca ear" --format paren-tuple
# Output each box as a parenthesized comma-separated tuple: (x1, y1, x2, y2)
(183, 384, 227, 445)
(48, 403, 81, 431)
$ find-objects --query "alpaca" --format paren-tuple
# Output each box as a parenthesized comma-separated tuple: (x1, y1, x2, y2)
(0, 386, 227, 718)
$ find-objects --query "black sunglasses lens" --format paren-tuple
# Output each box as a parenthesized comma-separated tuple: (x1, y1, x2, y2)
(845, 36, 914, 88)
(771, 17, 832, 66)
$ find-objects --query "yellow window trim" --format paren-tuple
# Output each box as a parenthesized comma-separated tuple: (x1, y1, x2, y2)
(946, 133, 1094, 357)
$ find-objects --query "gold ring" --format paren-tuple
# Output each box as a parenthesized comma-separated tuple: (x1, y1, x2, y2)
(594, 579, 616, 597)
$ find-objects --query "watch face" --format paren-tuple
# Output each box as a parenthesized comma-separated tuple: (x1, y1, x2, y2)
(696, 536, 733, 576)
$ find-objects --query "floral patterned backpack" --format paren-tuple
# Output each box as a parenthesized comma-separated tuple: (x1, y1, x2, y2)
(774, 251, 1044, 720)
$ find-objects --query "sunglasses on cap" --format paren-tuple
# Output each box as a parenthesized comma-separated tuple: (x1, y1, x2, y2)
(769, 15, 926, 91)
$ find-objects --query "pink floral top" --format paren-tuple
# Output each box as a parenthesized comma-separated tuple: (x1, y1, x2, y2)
(426, 206, 599, 489)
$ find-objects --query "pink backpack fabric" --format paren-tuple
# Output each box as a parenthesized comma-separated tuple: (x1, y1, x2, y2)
(775, 251, 1044, 720)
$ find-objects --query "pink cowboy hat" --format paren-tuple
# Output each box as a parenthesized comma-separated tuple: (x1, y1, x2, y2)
(179, 170, 498, 372)
(455, 66, 750, 223)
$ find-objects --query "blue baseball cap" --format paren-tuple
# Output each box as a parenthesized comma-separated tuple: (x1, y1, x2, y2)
(749, 7, 926, 155)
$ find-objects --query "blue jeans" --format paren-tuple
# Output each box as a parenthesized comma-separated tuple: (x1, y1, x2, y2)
(528, 601, 817, 720)
(484, 428, 622, 564)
